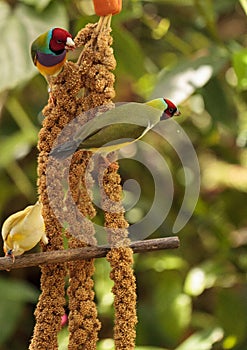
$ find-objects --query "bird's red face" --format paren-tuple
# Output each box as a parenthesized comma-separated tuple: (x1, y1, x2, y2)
(163, 98, 180, 118)
(50, 28, 75, 53)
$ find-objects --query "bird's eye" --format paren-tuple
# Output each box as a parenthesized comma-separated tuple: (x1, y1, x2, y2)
(169, 108, 175, 113)
(56, 40, 63, 44)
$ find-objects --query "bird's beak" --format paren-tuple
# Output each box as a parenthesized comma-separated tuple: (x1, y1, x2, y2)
(161, 109, 181, 120)
(66, 37, 75, 49)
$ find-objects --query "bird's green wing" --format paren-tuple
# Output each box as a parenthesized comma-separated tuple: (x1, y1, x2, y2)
(78, 123, 145, 150)
(76, 102, 161, 143)
(31, 31, 52, 64)
(51, 102, 163, 158)
(31, 39, 38, 64)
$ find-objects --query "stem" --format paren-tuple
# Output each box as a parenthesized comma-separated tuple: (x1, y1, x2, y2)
(6, 96, 37, 135)
(6, 161, 35, 201)
(0, 236, 180, 270)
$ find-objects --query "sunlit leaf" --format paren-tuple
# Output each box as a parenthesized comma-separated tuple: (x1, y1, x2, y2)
(232, 49, 247, 90)
(136, 254, 187, 272)
(144, 0, 193, 4)
(239, 0, 247, 15)
(136, 347, 169, 350)
(58, 327, 69, 350)
(151, 51, 228, 103)
(19, 0, 52, 11)
(97, 338, 114, 350)
(175, 328, 224, 350)
(184, 260, 238, 297)
(184, 267, 207, 296)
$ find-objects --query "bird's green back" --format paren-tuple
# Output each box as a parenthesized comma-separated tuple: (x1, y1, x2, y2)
(146, 98, 168, 111)
(31, 29, 53, 62)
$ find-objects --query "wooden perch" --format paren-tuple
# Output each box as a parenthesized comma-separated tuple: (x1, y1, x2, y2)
(0, 236, 179, 270)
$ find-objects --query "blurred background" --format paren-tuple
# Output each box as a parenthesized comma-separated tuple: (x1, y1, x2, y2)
(0, 0, 247, 349)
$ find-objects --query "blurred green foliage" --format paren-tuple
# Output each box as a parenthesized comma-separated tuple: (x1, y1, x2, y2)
(0, 0, 247, 349)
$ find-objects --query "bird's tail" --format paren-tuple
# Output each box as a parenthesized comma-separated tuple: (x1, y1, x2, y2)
(50, 140, 78, 159)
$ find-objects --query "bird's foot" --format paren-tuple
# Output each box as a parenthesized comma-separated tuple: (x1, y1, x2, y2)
(101, 156, 119, 172)
(108, 161, 119, 171)
(47, 83, 56, 106)
(5, 249, 15, 263)
(48, 91, 56, 106)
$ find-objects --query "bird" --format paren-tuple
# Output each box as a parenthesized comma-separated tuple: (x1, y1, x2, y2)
(146, 97, 179, 119)
(1, 202, 48, 261)
(31, 27, 75, 83)
(50, 98, 180, 159)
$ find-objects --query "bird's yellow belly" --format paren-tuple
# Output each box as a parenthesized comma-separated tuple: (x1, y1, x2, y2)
(5, 231, 39, 254)
(36, 58, 66, 78)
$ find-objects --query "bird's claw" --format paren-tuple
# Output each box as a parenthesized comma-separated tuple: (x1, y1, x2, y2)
(5, 249, 15, 263)
(102, 156, 119, 171)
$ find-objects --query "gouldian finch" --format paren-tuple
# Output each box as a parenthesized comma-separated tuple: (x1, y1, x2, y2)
(146, 98, 179, 119)
(51, 98, 180, 159)
(31, 27, 75, 82)
(1, 202, 48, 260)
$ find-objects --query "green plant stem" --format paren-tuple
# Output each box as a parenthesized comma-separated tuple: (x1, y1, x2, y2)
(6, 161, 35, 201)
(5, 96, 37, 136)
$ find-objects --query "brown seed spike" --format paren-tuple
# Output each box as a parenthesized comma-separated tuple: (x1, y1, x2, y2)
(31, 15, 137, 350)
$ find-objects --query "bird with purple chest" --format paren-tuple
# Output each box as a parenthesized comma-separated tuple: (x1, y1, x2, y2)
(31, 27, 75, 84)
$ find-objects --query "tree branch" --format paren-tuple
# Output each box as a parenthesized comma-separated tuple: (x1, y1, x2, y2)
(0, 236, 179, 270)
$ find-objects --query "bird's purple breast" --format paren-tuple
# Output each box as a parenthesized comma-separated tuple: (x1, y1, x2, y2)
(36, 51, 66, 67)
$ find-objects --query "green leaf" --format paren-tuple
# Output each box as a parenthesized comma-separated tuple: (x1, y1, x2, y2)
(0, 277, 39, 303)
(19, 0, 52, 11)
(201, 77, 233, 126)
(175, 328, 224, 350)
(113, 25, 145, 79)
(136, 254, 187, 272)
(97, 338, 115, 350)
(141, 272, 192, 345)
(0, 130, 38, 168)
(0, 277, 39, 344)
(94, 259, 114, 315)
(216, 289, 247, 344)
(184, 267, 208, 296)
(97, 339, 169, 350)
(184, 260, 239, 297)
(0, 2, 68, 92)
(232, 48, 247, 90)
(144, 0, 193, 4)
(0, 300, 23, 345)
(136, 347, 169, 350)
(58, 327, 69, 350)
(0, 2, 10, 27)
(151, 50, 228, 102)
